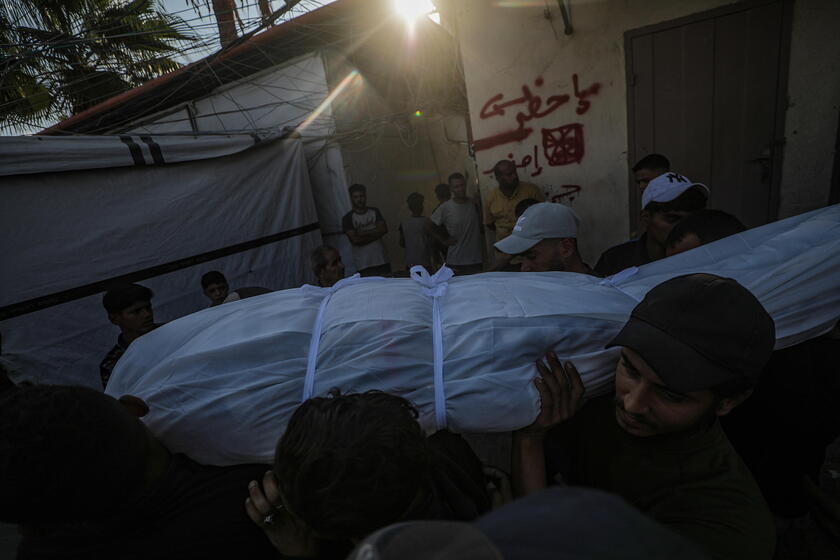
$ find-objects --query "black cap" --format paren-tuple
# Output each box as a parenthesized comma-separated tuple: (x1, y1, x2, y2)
(607, 273, 775, 392)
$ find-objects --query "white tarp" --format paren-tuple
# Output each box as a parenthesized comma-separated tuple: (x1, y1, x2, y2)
(124, 52, 356, 273)
(1, 136, 321, 388)
(0, 133, 263, 176)
(105, 204, 840, 465)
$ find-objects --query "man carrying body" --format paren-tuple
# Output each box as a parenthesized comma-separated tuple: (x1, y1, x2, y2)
(342, 183, 390, 277)
(665, 209, 746, 257)
(494, 202, 594, 275)
(514, 273, 776, 559)
(632, 153, 670, 191)
(310, 245, 345, 288)
(99, 283, 160, 389)
(0, 385, 278, 559)
(431, 173, 483, 275)
(595, 172, 708, 276)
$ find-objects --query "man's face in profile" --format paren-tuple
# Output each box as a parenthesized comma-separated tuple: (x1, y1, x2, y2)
(110, 300, 155, 336)
(613, 348, 719, 437)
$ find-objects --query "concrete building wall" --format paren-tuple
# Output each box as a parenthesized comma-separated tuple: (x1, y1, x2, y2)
(449, 0, 839, 263)
(326, 53, 472, 273)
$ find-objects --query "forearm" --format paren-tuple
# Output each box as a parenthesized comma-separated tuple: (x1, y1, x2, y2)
(512, 431, 548, 497)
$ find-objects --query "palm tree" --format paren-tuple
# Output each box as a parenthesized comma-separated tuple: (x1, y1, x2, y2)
(0, 0, 195, 133)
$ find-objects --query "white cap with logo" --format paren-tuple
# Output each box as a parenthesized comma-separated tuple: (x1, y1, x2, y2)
(494, 202, 580, 255)
(641, 172, 709, 209)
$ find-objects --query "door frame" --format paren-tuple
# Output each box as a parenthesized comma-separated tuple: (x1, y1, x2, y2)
(623, 0, 794, 233)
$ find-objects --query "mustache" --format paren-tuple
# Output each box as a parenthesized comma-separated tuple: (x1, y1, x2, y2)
(613, 397, 654, 428)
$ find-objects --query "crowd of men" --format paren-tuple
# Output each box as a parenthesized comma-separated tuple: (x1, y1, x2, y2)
(1, 154, 838, 559)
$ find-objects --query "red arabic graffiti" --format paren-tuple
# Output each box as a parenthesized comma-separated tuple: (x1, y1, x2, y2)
(481, 123, 584, 175)
(549, 185, 582, 204)
(542, 123, 584, 166)
(473, 73, 600, 152)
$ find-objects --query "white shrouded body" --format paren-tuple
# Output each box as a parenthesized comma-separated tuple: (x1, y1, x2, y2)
(107, 205, 840, 465)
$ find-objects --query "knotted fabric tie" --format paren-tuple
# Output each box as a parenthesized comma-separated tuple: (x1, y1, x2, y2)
(598, 266, 642, 302)
(410, 265, 454, 430)
(301, 274, 381, 402)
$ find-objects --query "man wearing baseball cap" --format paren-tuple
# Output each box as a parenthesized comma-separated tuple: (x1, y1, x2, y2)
(514, 273, 776, 560)
(494, 202, 595, 275)
(595, 172, 708, 276)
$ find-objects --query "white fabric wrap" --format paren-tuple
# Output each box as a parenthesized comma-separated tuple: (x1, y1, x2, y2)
(410, 265, 454, 430)
(106, 205, 840, 465)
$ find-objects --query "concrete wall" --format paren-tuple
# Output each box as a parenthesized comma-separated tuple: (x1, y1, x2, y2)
(448, 0, 839, 262)
(326, 53, 472, 272)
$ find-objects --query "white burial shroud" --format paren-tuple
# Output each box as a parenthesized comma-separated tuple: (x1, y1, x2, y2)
(106, 205, 840, 466)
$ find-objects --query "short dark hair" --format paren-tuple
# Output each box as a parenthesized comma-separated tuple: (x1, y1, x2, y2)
(348, 183, 366, 195)
(102, 283, 153, 314)
(201, 270, 227, 289)
(632, 153, 670, 172)
(493, 160, 515, 174)
(407, 192, 424, 211)
(311, 245, 338, 277)
(666, 209, 747, 249)
(274, 390, 434, 541)
(0, 385, 148, 524)
(435, 183, 451, 199)
(515, 198, 540, 218)
(447, 172, 465, 184)
(644, 186, 708, 214)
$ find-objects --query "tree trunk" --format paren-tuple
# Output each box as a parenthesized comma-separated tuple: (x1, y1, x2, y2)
(212, 0, 238, 47)
(258, 0, 272, 25)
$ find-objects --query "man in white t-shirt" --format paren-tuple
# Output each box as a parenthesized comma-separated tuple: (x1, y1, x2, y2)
(431, 173, 483, 275)
(342, 183, 390, 276)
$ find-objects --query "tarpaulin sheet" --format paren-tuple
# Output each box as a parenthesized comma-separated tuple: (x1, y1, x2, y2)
(1, 137, 321, 388)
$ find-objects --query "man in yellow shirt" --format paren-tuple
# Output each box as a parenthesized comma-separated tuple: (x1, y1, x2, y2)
(483, 160, 545, 243)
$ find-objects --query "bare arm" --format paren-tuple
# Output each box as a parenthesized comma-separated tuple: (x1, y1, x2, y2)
(424, 218, 456, 246)
(512, 353, 585, 497)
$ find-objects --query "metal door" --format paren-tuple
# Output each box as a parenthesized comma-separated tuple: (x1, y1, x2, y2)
(625, 0, 793, 230)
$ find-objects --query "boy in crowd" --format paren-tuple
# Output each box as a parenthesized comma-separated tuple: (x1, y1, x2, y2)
(342, 184, 390, 277)
(431, 173, 484, 275)
(399, 192, 440, 270)
(632, 153, 670, 191)
(310, 245, 345, 288)
(99, 283, 160, 389)
(514, 273, 776, 560)
(0, 385, 277, 559)
(495, 202, 594, 275)
(245, 390, 491, 557)
(201, 270, 229, 307)
(595, 172, 708, 276)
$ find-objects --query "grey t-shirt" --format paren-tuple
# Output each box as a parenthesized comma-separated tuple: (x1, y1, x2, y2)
(343, 208, 388, 271)
(400, 216, 433, 268)
(431, 199, 483, 266)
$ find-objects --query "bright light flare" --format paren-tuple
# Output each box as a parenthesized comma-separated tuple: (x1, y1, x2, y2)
(296, 70, 361, 134)
(392, 0, 436, 24)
